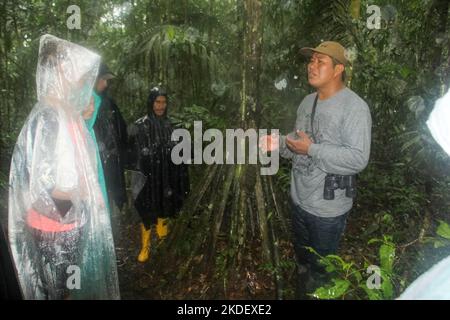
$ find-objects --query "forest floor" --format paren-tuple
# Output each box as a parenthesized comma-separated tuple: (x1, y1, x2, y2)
(113, 199, 377, 300)
(113, 205, 158, 300)
(1, 179, 447, 300)
(114, 198, 450, 300)
(114, 203, 288, 300)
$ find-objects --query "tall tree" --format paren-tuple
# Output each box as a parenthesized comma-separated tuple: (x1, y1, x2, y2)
(148, 0, 290, 299)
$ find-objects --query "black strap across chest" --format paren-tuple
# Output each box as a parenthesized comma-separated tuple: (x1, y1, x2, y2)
(310, 94, 319, 142)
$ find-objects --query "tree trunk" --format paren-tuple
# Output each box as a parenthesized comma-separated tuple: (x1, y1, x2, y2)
(149, 0, 290, 299)
(350, 0, 360, 19)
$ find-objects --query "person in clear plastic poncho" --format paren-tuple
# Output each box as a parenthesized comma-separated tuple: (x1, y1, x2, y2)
(397, 88, 450, 300)
(7, 34, 120, 299)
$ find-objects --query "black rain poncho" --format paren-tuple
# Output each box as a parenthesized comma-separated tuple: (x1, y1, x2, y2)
(127, 89, 189, 228)
(7, 34, 120, 299)
(94, 91, 128, 210)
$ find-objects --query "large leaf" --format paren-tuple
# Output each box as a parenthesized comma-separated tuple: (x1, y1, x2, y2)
(312, 279, 351, 299)
(359, 283, 382, 300)
(432, 239, 449, 248)
(167, 25, 176, 41)
(379, 244, 395, 273)
(352, 270, 363, 283)
(436, 220, 450, 240)
(381, 274, 394, 299)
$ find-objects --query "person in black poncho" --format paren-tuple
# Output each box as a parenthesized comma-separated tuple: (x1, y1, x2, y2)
(128, 87, 190, 263)
(93, 63, 128, 212)
(91, 63, 128, 245)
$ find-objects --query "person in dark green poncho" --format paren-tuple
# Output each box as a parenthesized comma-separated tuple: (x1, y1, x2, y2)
(82, 63, 128, 215)
(85, 63, 128, 246)
(83, 95, 109, 214)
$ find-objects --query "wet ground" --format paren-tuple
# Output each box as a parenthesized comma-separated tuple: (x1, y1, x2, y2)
(113, 204, 159, 299)
(110, 197, 446, 300)
(112, 202, 295, 300)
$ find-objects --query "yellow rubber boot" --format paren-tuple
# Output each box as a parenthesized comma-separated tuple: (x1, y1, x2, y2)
(156, 218, 168, 239)
(137, 223, 151, 262)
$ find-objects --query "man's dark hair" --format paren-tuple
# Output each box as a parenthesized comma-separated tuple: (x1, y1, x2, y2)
(147, 86, 168, 116)
(147, 86, 168, 106)
(331, 57, 346, 82)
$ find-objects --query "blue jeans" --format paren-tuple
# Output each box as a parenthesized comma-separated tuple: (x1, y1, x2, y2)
(291, 204, 349, 274)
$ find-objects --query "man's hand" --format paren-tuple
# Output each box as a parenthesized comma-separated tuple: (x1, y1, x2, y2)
(286, 130, 312, 155)
(259, 133, 280, 153)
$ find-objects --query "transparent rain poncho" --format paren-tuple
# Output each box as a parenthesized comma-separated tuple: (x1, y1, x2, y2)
(397, 88, 450, 300)
(427, 88, 450, 156)
(7, 34, 120, 299)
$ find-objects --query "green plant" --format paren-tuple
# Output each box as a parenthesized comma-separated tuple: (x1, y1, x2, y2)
(308, 235, 396, 300)
(425, 220, 450, 249)
(171, 103, 226, 130)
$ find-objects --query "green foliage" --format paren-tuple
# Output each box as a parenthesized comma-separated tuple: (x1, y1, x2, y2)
(1, 0, 450, 300)
(314, 279, 351, 300)
(274, 160, 291, 192)
(357, 162, 426, 242)
(259, 259, 296, 277)
(308, 235, 396, 300)
(426, 220, 450, 249)
(436, 221, 450, 240)
(171, 104, 226, 130)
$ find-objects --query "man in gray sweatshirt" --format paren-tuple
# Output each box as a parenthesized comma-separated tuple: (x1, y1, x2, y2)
(261, 41, 372, 295)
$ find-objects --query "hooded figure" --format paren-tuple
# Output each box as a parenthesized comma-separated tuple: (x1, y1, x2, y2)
(128, 87, 189, 262)
(7, 34, 120, 299)
(91, 63, 128, 211)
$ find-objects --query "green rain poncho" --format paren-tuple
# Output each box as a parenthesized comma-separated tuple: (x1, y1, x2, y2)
(85, 92, 109, 214)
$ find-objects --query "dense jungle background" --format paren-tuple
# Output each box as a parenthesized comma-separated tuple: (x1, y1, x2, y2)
(1, 0, 450, 300)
